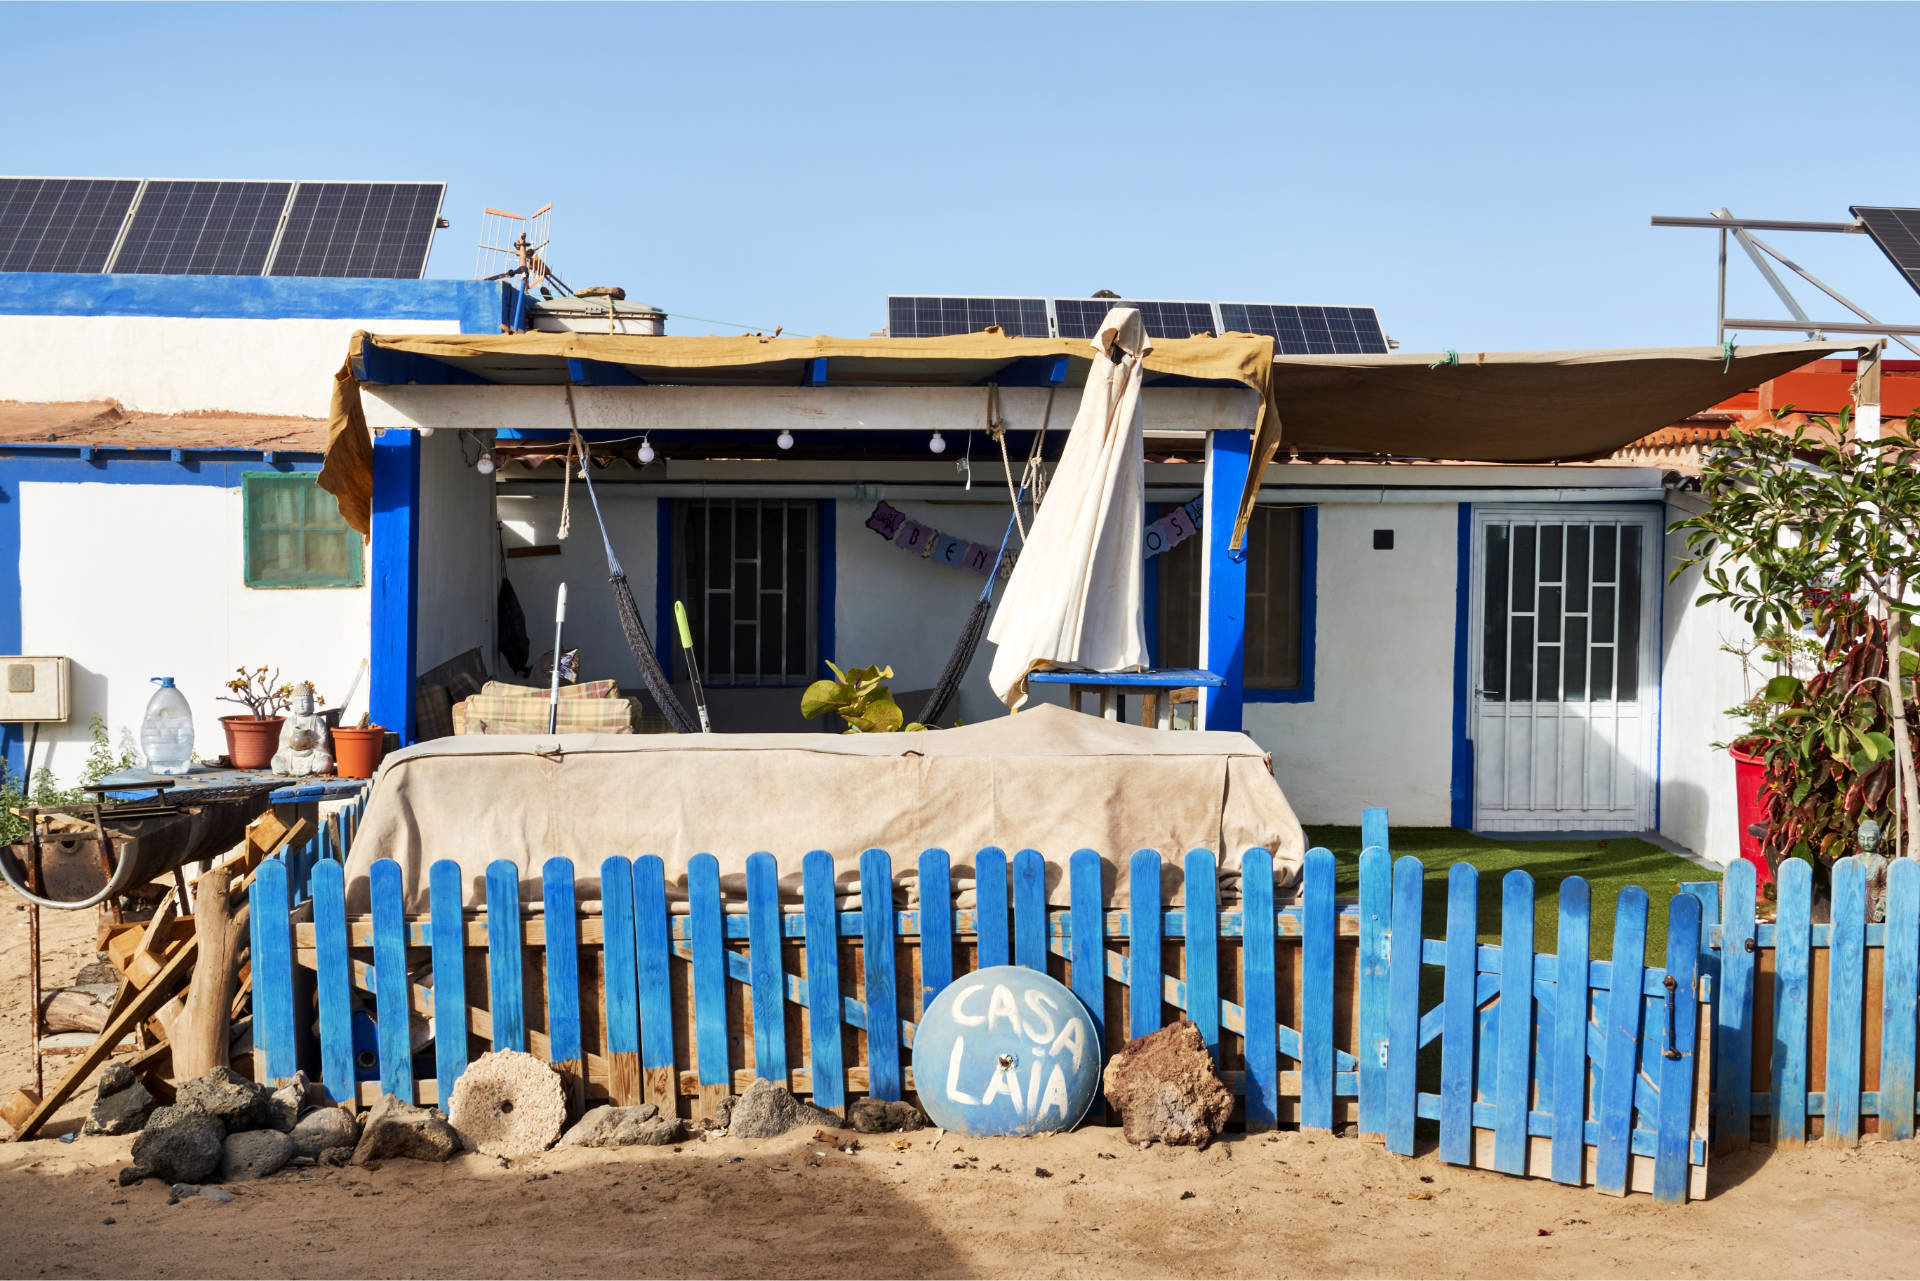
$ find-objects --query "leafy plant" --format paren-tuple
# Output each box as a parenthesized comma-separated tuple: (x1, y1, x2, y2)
(1671, 409, 1920, 891)
(801, 662, 927, 734)
(219, 665, 294, 719)
(0, 716, 136, 844)
(1719, 630, 1820, 747)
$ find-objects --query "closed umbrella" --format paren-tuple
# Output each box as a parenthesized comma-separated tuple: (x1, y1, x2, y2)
(987, 306, 1151, 709)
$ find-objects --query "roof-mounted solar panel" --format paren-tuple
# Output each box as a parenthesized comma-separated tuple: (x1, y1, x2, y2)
(1219, 302, 1389, 355)
(0, 177, 142, 273)
(1052, 298, 1219, 340)
(1851, 206, 1920, 297)
(109, 179, 293, 275)
(887, 295, 1052, 338)
(268, 181, 446, 279)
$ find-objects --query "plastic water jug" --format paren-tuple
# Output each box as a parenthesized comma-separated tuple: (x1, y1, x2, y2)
(140, 677, 195, 776)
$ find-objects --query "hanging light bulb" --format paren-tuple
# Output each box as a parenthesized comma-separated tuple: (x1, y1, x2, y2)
(475, 453, 495, 476)
(418, 427, 436, 437)
(928, 430, 947, 454)
(777, 430, 795, 451)
(638, 436, 655, 465)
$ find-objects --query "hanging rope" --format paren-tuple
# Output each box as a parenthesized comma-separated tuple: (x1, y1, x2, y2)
(986, 383, 1027, 543)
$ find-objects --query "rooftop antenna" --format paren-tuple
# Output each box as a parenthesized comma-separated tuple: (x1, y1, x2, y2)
(476, 203, 573, 297)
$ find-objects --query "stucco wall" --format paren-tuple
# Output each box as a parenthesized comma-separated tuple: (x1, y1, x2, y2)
(15, 479, 369, 781)
(1244, 500, 1460, 828)
(1657, 497, 1748, 866)
(0, 314, 461, 416)
(496, 489, 661, 691)
(414, 431, 498, 675)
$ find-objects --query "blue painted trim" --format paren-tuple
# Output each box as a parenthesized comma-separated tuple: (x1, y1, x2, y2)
(1654, 512, 1667, 834)
(1451, 503, 1473, 829)
(656, 498, 675, 680)
(1242, 504, 1317, 704)
(369, 432, 420, 744)
(356, 345, 491, 386)
(1029, 669, 1222, 688)
(0, 274, 508, 327)
(1202, 430, 1250, 731)
(805, 358, 828, 386)
(0, 452, 323, 781)
(818, 500, 836, 675)
(566, 358, 644, 387)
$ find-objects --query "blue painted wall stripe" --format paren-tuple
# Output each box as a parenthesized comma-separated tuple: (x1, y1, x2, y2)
(368, 431, 420, 743)
(1450, 502, 1474, 829)
(0, 273, 507, 326)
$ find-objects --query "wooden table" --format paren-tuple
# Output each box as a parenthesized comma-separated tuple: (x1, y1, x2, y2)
(1026, 668, 1224, 729)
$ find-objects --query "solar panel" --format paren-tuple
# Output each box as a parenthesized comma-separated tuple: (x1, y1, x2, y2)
(109, 180, 293, 275)
(887, 295, 1052, 337)
(268, 182, 446, 278)
(1053, 298, 1219, 340)
(1851, 206, 1920, 297)
(1218, 303, 1390, 355)
(0, 177, 142, 273)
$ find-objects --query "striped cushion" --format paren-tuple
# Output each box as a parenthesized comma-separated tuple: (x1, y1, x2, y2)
(479, 679, 620, 701)
(456, 690, 633, 735)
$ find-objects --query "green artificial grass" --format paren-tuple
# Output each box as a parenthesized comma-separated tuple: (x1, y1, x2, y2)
(1306, 826, 1711, 964)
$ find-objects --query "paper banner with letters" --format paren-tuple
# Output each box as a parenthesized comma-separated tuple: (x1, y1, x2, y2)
(865, 497, 1202, 577)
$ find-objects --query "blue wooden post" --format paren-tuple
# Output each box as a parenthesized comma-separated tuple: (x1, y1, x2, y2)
(1200, 429, 1250, 732)
(369, 430, 419, 744)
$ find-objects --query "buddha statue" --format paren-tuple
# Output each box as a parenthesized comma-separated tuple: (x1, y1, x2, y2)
(272, 682, 334, 777)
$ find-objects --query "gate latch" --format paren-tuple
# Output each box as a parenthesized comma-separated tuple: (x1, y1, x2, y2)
(1662, 973, 1682, 1060)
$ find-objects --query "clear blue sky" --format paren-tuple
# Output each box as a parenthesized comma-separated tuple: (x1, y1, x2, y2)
(11, 1, 1918, 352)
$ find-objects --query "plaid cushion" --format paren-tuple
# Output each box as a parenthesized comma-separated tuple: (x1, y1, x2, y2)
(416, 683, 456, 741)
(447, 670, 484, 703)
(480, 679, 619, 701)
(456, 690, 633, 735)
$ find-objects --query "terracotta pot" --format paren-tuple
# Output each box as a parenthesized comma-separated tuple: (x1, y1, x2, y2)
(1729, 738, 1775, 887)
(331, 725, 387, 779)
(221, 716, 284, 770)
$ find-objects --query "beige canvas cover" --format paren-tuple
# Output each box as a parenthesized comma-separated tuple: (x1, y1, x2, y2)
(988, 306, 1151, 708)
(339, 705, 1306, 912)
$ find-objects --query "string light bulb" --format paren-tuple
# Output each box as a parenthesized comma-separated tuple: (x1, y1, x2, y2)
(418, 427, 435, 437)
(929, 430, 947, 454)
(638, 436, 655, 465)
(475, 453, 495, 476)
(777, 430, 795, 451)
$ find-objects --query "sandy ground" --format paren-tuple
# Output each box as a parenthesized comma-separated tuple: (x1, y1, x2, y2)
(9, 886, 1920, 1280)
(1, 885, 107, 1136)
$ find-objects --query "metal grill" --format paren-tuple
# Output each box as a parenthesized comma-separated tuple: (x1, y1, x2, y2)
(674, 499, 818, 685)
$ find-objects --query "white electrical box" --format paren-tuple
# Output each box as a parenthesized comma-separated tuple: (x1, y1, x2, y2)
(0, 656, 70, 722)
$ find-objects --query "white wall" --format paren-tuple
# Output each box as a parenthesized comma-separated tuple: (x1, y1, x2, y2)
(0, 314, 460, 416)
(1657, 495, 1749, 866)
(16, 480, 369, 780)
(414, 430, 498, 675)
(496, 489, 659, 690)
(1244, 501, 1461, 827)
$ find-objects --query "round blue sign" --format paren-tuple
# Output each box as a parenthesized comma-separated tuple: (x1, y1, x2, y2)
(912, 965, 1101, 1137)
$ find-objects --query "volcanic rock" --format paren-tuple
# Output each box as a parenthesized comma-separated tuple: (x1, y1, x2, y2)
(1100, 1019, 1234, 1149)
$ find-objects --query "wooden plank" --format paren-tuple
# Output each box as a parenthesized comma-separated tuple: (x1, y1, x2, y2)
(1716, 858, 1758, 1150)
(1384, 856, 1425, 1156)
(688, 854, 729, 1115)
(1361, 807, 1389, 858)
(1654, 892, 1702, 1203)
(485, 861, 526, 1053)
(1068, 848, 1107, 1122)
(1186, 849, 1222, 1063)
(633, 855, 677, 1106)
(251, 859, 298, 1081)
(802, 850, 845, 1111)
(1013, 849, 1047, 972)
(1550, 876, 1591, 1185)
(746, 851, 787, 1084)
(542, 857, 584, 1113)
(861, 848, 902, 1101)
(1243, 846, 1278, 1132)
(429, 860, 468, 1108)
(1772, 857, 1813, 1147)
(976, 847, 1010, 969)
(1825, 856, 1866, 1147)
(1129, 849, 1163, 1039)
(1883, 858, 1920, 1142)
(1300, 847, 1335, 1132)
(1494, 868, 1535, 1175)
(1439, 862, 1478, 1165)
(1356, 844, 1390, 1141)
(309, 859, 356, 1109)
(919, 849, 954, 1003)
(1595, 886, 1649, 1196)
(370, 858, 414, 1103)
(600, 857, 643, 1105)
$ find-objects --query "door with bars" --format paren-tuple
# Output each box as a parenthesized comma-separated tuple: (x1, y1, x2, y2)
(1470, 507, 1661, 832)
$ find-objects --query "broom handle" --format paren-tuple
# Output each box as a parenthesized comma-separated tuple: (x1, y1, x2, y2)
(674, 600, 712, 733)
(548, 582, 568, 735)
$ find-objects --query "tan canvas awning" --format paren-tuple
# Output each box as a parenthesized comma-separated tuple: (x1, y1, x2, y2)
(322, 330, 1859, 544)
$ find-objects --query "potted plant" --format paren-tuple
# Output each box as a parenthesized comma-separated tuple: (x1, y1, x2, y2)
(801, 663, 929, 733)
(1671, 409, 1920, 910)
(330, 716, 387, 779)
(217, 666, 295, 769)
(1720, 632, 1819, 886)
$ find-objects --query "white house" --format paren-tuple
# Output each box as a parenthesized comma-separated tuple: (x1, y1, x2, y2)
(0, 271, 1863, 870)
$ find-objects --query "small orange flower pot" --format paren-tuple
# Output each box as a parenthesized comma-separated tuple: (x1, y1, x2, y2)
(331, 725, 388, 779)
(220, 716, 284, 771)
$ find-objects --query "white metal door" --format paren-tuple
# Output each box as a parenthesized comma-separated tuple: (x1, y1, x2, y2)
(1470, 507, 1661, 832)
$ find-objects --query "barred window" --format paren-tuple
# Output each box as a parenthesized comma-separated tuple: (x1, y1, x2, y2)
(672, 499, 819, 685)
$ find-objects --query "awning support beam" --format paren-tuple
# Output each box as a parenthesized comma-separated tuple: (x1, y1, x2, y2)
(567, 358, 645, 387)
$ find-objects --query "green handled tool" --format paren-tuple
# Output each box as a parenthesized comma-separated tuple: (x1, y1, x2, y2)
(674, 600, 712, 733)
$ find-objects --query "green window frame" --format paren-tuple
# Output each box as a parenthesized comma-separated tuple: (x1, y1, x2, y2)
(242, 471, 364, 589)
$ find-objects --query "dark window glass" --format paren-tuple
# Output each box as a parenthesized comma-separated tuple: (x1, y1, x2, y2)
(1510, 615, 1535, 703)
(1482, 524, 1509, 699)
(1618, 525, 1643, 700)
(676, 499, 818, 684)
(1158, 505, 1305, 690)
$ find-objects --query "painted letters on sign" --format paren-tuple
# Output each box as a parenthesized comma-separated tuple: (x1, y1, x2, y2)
(912, 965, 1101, 1136)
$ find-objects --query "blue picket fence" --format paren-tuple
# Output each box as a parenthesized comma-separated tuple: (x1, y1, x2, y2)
(246, 801, 1714, 1202)
(1711, 855, 1920, 1149)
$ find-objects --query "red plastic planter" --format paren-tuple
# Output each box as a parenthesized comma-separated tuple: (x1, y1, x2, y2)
(1729, 739, 1774, 887)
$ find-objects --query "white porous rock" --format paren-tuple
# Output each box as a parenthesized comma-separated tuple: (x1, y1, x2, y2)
(446, 1049, 567, 1158)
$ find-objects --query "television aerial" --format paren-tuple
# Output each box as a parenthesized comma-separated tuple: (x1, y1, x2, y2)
(475, 203, 573, 296)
